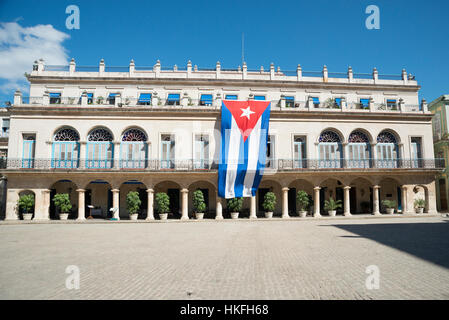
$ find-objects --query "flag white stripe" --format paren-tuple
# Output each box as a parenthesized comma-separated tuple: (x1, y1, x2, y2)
(242, 116, 263, 197)
(225, 116, 241, 198)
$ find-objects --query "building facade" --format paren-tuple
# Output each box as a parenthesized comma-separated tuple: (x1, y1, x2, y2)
(429, 95, 449, 212)
(0, 59, 443, 220)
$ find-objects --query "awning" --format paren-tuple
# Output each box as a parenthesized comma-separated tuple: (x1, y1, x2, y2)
(335, 98, 342, 106)
(167, 93, 180, 101)
(225, 95, 237, 100)
(312, 97, 320, 104)
(49, 92, 61, 98)
(254, 95, 266, 100)
(138, 93, 152, 103)
(200, 94, 213, 104)
(285, 96, 294, 101)
(360, 99, 370, 107)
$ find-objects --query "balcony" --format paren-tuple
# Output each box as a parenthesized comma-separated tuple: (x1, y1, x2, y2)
(0, 158, 444, 172)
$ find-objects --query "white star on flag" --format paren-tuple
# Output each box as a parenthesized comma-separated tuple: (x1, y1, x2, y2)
(240, 106, 255, 119)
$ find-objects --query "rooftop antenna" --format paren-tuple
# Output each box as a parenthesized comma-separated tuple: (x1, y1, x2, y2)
(241, 32, 245, 66)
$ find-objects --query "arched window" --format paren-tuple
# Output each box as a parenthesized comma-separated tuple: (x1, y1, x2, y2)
(376, 131, 399, 168)
(318, 130, 342, 168)
(86, 128, 114, 168)
(347, 130, 371, 168)
(120, 128, 148, 168)
(52, 128, 80, 168)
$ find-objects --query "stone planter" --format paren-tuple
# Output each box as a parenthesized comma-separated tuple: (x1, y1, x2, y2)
(328, 210, 336, 217)
(264, 211, 273, 219)
(299, 210, 307, 218)
(159, 213, 168, 220)
(230, 212, 239, 219)
(415, 207, 424, 214)
(386, 208, 394, 214)
(129, 213, 138, 221)
(59, 213, 69, 220)
(23, 213, 33, 220)
(195, 212, 204, 220)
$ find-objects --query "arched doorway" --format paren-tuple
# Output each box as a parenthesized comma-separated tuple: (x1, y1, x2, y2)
(188, 181, 216, 219)
(49, 180, 79, 219)
(85, 179, 113, 219)
(120, 128, 148, 169)
(86, 127, 114, 169)
(347, 130, 372, 168)
(320, 178, 345, 215)
(288, 179, 314, 216)
(154, 181, 181, 219)
(376, 130, 400, 168)
(318, 129, 343, 168)
(119, 180, 147, 219)
(349, 177, 373, 214)
(258, 179, 282, 216)
(379, 178, 401, 213)
(18, 190, 35, 220)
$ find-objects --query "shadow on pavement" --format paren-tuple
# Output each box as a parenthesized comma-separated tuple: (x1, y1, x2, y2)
(328, 220, 449, 269)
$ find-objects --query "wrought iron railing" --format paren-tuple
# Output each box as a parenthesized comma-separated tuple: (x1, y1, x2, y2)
(0, 158, 444, 171)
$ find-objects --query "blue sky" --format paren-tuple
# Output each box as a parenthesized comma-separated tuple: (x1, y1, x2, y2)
(0, 0, 448, 105)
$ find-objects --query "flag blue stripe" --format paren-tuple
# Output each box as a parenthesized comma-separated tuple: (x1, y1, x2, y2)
(218, 103, 232, 198)
(251, 104, 271, 195)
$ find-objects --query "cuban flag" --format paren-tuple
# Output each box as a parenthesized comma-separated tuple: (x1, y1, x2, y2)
(218, 100, 271, 198)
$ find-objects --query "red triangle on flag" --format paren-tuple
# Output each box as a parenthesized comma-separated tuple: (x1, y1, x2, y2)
(223, 100, 270, 142)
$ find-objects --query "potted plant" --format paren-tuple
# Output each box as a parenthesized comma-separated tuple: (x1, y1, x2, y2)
(262, 192, 276, 218)
(192, 189, 206, 220)
(382, 200, 396, 214)
(324, 197, 342, 216)
(53, 193, 72, 220)
(155, 192, 170, 220)
(96, 96, 104, 104)
(18, 194, 34, 220)
(227, 197, 243, 219)
(296, 190, 310, 217)
(126, 191, 141, 220)
(414, 198, 426, 214)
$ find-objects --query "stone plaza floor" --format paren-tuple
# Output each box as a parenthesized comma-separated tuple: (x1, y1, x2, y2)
(1, 215, 449, 299)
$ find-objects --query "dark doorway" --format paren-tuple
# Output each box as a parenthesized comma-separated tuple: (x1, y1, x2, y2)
(350, 187, 357, 214)
(107, 189, 113, 218)
(397, 187, 402, 211)
(258, 188, 269, 215)
(320, 188, 326, 214)
(167, 188, 180, 218)
(138, 188, 148, 218)
(85, 189, 92, 218)
(439, 179, 448, 211)
(336, 187, 344, 214)
(49, 189, 56, 219)
(288, 188, 297, 216)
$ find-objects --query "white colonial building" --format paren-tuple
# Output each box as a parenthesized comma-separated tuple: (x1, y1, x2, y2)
(0, 58, 442, 220)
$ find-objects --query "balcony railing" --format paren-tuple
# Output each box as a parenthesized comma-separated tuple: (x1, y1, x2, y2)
(0, 158, 444, 171)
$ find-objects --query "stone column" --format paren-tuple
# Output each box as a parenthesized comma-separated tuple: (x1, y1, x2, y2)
(181, 188, 189, 220)
(5, 189, 19, 220)
(401, 186, 410, 214)
(111, 189, 120, 220)
(215, 191, 223, 220)
(282, 187, 289, 218)
(34, 189, 51, 220)
(314, 186, 321, 217)
(372, 185, 381, 215)
(146, 188, 154, 220)
(77, 189, 86, 220)
(250, 196, 257, 219)
(343, 186, 351, 216)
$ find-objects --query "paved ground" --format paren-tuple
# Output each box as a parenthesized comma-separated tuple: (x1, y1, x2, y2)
(1, 216, 449, 299)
